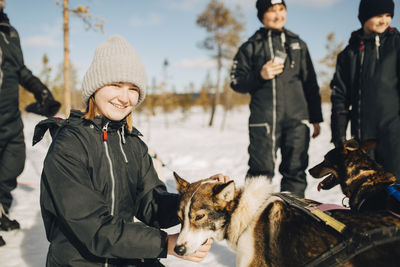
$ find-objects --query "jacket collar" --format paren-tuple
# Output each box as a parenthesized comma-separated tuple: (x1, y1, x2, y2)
(69, 109, 142, 136)
(349, 26, 397, 46)
(251, 27, 298, 41)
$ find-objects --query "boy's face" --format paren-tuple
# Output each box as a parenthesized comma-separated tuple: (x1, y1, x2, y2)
(262, 4, 287, 30)
(363, 13, 392, 35)
(94, 82, 139, 121)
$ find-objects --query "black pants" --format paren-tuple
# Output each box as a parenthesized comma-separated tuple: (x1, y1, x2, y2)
(247, 119, 310, 197)
(0, 127, 25, 213)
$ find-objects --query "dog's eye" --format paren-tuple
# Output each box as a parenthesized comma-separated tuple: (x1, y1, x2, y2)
(195, 214, 205, 221)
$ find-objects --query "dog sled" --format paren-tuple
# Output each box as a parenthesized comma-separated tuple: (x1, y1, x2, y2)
(275, 193, 400, 267)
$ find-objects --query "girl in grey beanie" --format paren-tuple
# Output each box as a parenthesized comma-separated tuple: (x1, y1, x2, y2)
(36, 35, 223, 266)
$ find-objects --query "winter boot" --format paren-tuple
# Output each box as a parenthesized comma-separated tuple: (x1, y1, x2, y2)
(0, 204, 20, 231)
(0, 235, 5, 246)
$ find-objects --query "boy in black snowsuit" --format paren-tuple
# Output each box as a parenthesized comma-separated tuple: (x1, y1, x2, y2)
(230, 0, 322, 197)
(0, 0, 60, 246)
(331, 0, 400, 179)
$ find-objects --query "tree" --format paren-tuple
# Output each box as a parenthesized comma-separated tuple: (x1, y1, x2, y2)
(319, 32, 344, 102)
(56, 1, 104, 117)
(196, 0, 244, 126)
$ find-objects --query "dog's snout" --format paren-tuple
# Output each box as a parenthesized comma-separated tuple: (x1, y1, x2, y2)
(174, 244, 187, 256)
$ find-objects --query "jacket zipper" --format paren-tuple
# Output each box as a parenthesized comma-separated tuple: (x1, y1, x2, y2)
(102, 122, 114, 267)
(118, 127, 128, 163)
(358, 42, 365, 139)
(0, 30, 7, 93)
(375, 35, 380, 60)
(268, 30, 277, 165)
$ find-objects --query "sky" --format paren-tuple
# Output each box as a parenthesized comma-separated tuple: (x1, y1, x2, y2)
(6, 0, 400, 92)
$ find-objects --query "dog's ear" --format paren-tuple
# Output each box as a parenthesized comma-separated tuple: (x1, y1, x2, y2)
(344, 138, 359, 151)
(174, 172, 190, 194)
(360, 139, 378, 152)
(215, 181, 235, 202)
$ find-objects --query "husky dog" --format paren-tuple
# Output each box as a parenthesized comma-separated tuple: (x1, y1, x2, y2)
(173, 172, 400, 267)
(309, 138, 400, 212)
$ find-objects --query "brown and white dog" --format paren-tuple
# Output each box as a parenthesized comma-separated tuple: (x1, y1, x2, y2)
(309, 138, 400, 213)
(173, 172, 400, 267)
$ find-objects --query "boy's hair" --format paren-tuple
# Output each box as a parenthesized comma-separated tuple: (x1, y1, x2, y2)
(358, 0, 394, 25)
(256, 0, 286, 22)
(83, 97, 133, 132)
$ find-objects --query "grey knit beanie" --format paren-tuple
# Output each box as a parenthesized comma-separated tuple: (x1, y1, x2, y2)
(82, 35, 147, 106)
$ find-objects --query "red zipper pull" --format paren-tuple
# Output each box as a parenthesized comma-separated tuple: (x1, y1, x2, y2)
(102, 123, 109, 141)
(103, 129, 108, 141)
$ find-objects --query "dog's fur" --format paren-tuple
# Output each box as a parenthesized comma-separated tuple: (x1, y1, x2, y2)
(173, 173, 400, 267)
(309, 139, 400, 212)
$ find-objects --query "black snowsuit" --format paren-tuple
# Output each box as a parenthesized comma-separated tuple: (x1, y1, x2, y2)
(34, 110, 180, 267)
(331, 27, 400, 179)
(0, 11, 57, 213)
(230, 27, 323, 197)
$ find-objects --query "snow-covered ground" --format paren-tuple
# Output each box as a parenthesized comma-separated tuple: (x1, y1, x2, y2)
(0, 104, 344, 267)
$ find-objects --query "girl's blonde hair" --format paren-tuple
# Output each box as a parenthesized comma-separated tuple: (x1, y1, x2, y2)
(82, 96, 133, 132)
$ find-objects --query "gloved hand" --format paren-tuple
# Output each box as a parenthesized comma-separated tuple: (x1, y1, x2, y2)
(26, 89, 61, 117)
(331, 111, 348, 148)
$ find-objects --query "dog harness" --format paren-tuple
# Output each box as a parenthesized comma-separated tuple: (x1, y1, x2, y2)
(386, 184, 400, 203)
(274, 193, 400, 267)
(273, 193, 349, 234)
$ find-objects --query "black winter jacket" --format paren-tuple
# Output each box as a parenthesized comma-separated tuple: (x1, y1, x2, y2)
(230, 27, 323, 126)
(35, 110, 180, 266)
(0, 11, 50, 146)
(331, 27, 400, 144)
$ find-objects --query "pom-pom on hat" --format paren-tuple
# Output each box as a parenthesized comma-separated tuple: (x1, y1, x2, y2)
(82, 35, 147, 106)
(256, 0, 286, 22)
(358, 0, 394, 26)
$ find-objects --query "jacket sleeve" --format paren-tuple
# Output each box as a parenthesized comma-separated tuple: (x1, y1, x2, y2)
(330, 51, 351, 146)
(19, 66, 48, 100)
(42, 130, 172, 260)
(135, 138, 180, 229)
(230, 42, 267, 94)
(300, 42, 323, 123)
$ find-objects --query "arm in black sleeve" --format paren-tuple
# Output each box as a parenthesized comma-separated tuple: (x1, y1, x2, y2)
(300, 42, 323, 123)
(135, 139, 180, 229)
(19, 66, 60, 116)
(330, 51, 351, 146)
(230, 42, 267, 94)
(42, 132, 170, 260)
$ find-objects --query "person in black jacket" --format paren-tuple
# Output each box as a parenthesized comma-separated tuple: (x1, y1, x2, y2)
(230, 0, 323, 197)
(331, 0, 400, 179)
(0, 0, 60, 246)
(35, 35, 225, 267)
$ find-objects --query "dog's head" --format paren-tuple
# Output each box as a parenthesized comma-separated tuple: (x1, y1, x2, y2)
(173, 172, 236, 256)
(309, 138, 380, 196)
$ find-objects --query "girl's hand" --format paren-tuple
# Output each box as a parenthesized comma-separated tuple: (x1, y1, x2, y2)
(168, 234, 214, 263)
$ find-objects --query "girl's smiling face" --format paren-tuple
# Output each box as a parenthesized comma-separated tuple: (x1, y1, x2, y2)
(94, 82, 139, 121)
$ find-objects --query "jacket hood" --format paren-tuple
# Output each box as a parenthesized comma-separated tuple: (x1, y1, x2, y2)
(69, 109, 141, 135)
(249, 27, 299, 42)
(33, 110, 141, 146)
(348, 26, 398, 46)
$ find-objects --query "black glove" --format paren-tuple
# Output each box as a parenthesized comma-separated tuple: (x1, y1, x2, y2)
(26, 90, 61, 117)
(331, 111, 348, 148)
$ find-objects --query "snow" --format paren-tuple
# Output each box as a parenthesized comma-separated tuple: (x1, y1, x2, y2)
(0, 103, 345, 267)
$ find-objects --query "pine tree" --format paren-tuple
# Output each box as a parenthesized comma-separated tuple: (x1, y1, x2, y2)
(196, 0, 244, 126)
